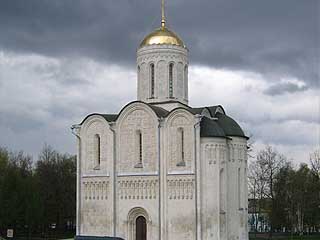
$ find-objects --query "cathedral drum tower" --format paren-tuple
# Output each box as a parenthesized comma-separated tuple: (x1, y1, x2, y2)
(72, 1, 249, 240)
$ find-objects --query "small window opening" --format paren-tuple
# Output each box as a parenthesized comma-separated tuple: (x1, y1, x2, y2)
(220, 168, 225, 212)
(238, 168, 241, 209)
(135, 130, 143, 168)
(94, 134, 101, 170)
(176, 127, 186, 167)
(184, 65, 188, 99)
(169, 63, 174, 98)
(150, 64, 155, 98)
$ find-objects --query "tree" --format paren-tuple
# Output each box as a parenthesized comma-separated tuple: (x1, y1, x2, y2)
(256, 146, 287, 236)
(248, 159, 269, 233)
(0, 149, 35, 237)
(35, 144, 76, 235)
(273, 162, 294, 231)
(0, 145, 76, 238)
(310, 149, 320, 178)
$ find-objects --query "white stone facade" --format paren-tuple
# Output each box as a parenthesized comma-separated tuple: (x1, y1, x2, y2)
(74, 16, 248, 240)
(75, 102, 248, 240)
(137, 45, 189, 107)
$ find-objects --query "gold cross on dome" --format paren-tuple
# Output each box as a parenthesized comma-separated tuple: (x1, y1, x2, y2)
(161, 0, 166, 28)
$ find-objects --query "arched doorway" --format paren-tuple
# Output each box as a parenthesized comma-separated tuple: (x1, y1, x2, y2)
(136, 216, 147, 240)
(127, 207, 150, 240)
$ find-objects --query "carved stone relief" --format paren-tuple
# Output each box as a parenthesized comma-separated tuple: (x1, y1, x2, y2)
(118, 178, 158, 200)
(167, 178, 195, 200)
(83, 180, 109, 201)
(205, 144, 226, 165)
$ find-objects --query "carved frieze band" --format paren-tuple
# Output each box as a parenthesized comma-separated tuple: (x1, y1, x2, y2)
(137, 54, 187, 63)
(83, 180, 109, 201)
(205, 144, 227, 165)
(167, 178, 195, 200)
(229, 143, 247, 163)
(118, 179, 158, 200)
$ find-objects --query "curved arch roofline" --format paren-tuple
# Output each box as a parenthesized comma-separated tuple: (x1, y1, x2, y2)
(79, 113, 117, 125)
(79, 103, 227, 124)
(78, 101, 248, 139)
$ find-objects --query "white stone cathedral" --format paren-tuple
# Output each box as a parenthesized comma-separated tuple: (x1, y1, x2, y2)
(72, 4, 249, 240)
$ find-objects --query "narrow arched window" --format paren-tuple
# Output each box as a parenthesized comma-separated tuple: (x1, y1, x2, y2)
(135, 130, 143, 168)
(169, 63, 174, 98)
(139, 131, 142, 163)
(137, 66, 141, 96)
(176, 127, 185, 167)
(220, 168, 225, 212)
(238, 168, 241, 209)
(184, 65, 188, 99)
(94, 134, 101, 169)
(150, 63, 155, 98)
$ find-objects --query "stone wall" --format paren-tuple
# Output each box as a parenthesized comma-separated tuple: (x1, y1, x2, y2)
(77, 103, 248, 240)
(200, 138, 227, 240)
(137, 45, 188, 105)
(226, 137, 248, 240)
(79, 115, 114, 236)
(117, 103, 158, 174)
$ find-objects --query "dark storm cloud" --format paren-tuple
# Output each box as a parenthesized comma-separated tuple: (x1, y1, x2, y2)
(0, 0, 318, 88)
(264, 82, 308, 96)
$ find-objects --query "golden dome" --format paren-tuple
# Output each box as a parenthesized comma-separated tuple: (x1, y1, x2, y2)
(139, 26, 185, 48)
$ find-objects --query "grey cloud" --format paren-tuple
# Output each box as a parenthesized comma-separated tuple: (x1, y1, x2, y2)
(0, 0, 318, 160)
(264, 82, 308, 96)
(0, 111, 45, 132)
(0, 0, 318, 88)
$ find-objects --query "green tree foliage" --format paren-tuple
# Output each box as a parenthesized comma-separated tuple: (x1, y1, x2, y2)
(35, 144, 76, 234)
(0, 145, 76, 238)
(273, 163, 320, 233)
(250, 146, 320, 234)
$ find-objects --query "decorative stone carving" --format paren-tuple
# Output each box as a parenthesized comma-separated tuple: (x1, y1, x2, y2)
(167, 178, 195, 200)
(205, 143, 227, 165)
(118, 178, 158, 200)
(83, 180, 109, 201)
(167, 175, 195, 200)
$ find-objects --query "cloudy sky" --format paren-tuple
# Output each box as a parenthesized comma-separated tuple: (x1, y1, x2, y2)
(0, 0, 319, 164)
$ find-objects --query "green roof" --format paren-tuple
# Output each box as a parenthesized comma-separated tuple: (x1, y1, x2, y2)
(200, 117, 226, 138)
(79, 101, 247, 139)
(215, 112, 246, 138)
(147, 104, 169, 117)
(101, 114, 118, 122)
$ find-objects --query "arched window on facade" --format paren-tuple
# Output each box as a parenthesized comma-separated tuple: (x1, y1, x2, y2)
(176, 127, 186, 167)
(220, 168, 225, 212)
(135, 130, 143, 168)
(150, 63, 155, 98)
(93, 134, 101, 169)
(184, 65, 188, 99)
(169, 63, 174, 98)
(238, 168, 241, 209)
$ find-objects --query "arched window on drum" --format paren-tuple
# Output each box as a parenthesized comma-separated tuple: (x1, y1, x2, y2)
(150, 63, 155, 98)
(169, 63, 174, 98)
(184, 65, 188, 100)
